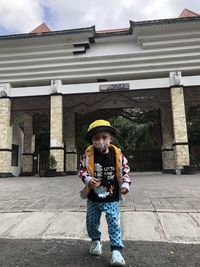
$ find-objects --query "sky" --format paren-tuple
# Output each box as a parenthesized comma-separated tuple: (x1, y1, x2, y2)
(0, 0, 199, 35)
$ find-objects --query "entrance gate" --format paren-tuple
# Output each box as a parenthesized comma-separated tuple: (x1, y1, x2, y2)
(33, 151, 49, 176)
(124, 150, 162, 172)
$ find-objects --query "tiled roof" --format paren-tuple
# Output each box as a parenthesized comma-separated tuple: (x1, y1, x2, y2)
(1, 9, 200, 41)
(179, 8, 199, 18)
(31, 23, 51, 33)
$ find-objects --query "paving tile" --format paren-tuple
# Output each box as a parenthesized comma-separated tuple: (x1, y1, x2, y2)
(0, 213, 29, 236)
(123, 212, 163, 241)
(43, 212, 86, 239)
(189, 213, 200, 226)
(150, 198, 175, 211)
(3, 212, 57, 238)
(158, 213, 200, 243)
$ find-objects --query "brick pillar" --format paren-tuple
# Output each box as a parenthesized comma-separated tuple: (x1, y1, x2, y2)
(21, 114, 34, 176)
(160, 106, 175, 173)
(0, 97, 13, 177)
(170, 87, 190, 171)
(50, 94, 65, 175)
(65, 111, 77, 175)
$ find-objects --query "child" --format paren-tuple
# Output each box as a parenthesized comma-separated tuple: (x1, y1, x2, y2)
(79, 119, 131, 266)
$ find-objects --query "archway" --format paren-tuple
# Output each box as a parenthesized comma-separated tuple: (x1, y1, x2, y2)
(75, 107, 162, 172)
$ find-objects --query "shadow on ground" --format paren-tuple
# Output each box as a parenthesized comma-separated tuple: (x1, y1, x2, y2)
(0, 239, 199, 267)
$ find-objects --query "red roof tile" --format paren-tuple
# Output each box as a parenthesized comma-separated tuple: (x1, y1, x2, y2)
(31, 23, 51, 33)
(179, 8, 199, 18)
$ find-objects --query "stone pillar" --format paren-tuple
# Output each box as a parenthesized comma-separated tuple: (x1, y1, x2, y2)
(21, 114, 34, 176)
(0, 97, 13, 177)
(170, 87, 190, 171)
(160, 106, 175, 172)
(50, 94, 65, 175)
(65, 111, 77, 175)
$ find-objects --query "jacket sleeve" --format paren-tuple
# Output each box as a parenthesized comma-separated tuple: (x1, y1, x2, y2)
(121, 153, 131, 191)
(78, 153, 92, 186)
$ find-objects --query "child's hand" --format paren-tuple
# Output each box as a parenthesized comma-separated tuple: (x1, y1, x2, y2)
(121, 187, 129, 194)
(89, 177, 101, 189)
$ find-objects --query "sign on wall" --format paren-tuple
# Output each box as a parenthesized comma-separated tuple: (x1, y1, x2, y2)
(99, 83, 129, 92)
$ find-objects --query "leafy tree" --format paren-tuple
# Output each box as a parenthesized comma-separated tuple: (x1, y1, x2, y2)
(110, 116, 160, 151)
(76, 110, 161, 154)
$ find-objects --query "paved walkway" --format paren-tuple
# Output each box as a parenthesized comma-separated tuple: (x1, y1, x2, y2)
(0, 173, 200, 243)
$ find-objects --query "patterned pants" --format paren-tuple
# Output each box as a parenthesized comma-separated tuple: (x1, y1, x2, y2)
(86, 199, 124, 251)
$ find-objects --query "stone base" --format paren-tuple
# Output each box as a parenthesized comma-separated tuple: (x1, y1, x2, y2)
(20, 172, 34, 176)
(168, 166, 196, 175)
(181, 165, 196, 175)
(66, 171, 78, 175)
(162, 169, 175, 174)
(44, 169, 67, 177)
(162, 150, 174, 170)
(0, 172, 14, 178)
(55, 171, 67, 176)
(65, 153, 77, 175)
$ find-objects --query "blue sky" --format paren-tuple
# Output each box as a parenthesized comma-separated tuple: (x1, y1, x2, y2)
(0, 0, 199, 35)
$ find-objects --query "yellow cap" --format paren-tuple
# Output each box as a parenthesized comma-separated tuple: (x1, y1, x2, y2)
(87, 119, 111, 132)
(85, 119, 117, 144)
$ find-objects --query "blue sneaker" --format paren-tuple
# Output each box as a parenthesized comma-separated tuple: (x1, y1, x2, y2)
(89, 240, 102, 256)
(110, 250, 125, 266)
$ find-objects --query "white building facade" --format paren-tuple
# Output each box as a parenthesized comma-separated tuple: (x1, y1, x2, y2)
(0, 15, 200, 176)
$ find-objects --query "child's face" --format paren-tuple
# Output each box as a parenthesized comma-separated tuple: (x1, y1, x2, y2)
(92, 131, 112, 153)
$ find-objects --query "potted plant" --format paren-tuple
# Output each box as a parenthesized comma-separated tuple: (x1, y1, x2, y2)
(49, 154, 57, 170)
(45, 154, 57, 176)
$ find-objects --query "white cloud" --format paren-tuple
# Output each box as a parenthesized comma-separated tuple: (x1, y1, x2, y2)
(40, 0, 138, 30)
(0, 0, 43, 34)
(0, 0, 199, 34)
(40, 0, 200, 31)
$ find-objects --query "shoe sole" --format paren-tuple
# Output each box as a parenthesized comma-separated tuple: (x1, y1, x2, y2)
(89, 252, 102, 256)
(110, 263, 125, 266)
(89, 251, 102, 256)
(110, 259, 125, 266)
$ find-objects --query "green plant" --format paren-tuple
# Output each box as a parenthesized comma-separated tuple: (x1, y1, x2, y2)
(48, 154, 57, 169)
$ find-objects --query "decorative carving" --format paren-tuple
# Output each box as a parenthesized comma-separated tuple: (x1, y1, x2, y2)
(169, 71, 182, 86)
(51, 79, 62, 94)
(0, 83, 10, 97)
(0, 90, 7, 97)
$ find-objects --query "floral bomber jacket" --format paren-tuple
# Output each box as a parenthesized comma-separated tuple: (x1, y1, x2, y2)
(78, 145, 131, 195)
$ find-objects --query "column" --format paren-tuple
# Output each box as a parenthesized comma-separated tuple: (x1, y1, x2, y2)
(65, 111, 77, 175)
(21, 114, 34, 176)
(170, 87, 190, 171)
(50, 94, 65, 175)
(0, 97, 13, 177)
(160, 106, 175, 173)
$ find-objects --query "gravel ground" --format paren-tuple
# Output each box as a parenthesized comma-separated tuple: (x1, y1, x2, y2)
(0, 239, 200, 267)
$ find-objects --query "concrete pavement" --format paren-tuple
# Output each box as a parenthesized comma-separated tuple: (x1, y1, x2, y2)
(0, 173, 200, 244)
(1, 210, 200, 243)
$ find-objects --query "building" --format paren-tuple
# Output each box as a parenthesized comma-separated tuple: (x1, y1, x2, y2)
(0, 9, 200, 177)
